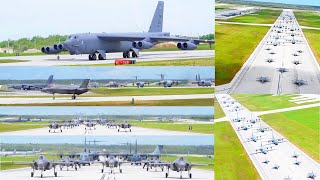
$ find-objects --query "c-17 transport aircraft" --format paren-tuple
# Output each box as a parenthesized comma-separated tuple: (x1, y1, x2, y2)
(41, 1, 214, 60)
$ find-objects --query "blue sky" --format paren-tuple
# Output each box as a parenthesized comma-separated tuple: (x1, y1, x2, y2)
(0, 135, 214, 146)
(0, 0, 214, 41)
(249, 0, 320, 6)
(0, 106, 214, 116)
(0, 67, 214, 80)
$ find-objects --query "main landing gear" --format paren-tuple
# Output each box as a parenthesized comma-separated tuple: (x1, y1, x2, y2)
(123, 51, 138, 58)
(89, 53, 106, 60)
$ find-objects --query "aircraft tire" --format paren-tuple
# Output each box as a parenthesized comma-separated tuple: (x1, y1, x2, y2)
(165, 173, 168, 178)
(98, 54, 105, 60)
(120, 169, 122, 173)
(55, 172, 57, 177)
(189, 173, 192, 178)
(31, 172, 34, 177)
(41, 174, 43, 178)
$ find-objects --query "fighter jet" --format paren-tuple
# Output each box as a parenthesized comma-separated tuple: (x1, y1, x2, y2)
(293, 79, 307, 86)
(99, 156, 129, 173)
(48, 121, 62, 133)
(293, 158, 301, 165)
(277, 67, 289, 73)
(84, 120, 96, 131)
(292, 152, 299, 158)
(142, 157, 164, 171)
(157, 74, 179, 88)
(150, 157, 207, 179)
(124, 143, 163, 165)
(58, 156, 78, 171)
(262, 158, 270, 164)
(117, 121, 132, 132)
(293, 60, 301, 65)
(41, 79, 90, 99)
(41, 1, 214, 61)
(7, 75, 53, 90)
(307, 171, 317, 179)
(237, 121, 253, 131)
(270, 51, 276, 55)
(132, 76, 149, 88)
(192, 74, 213, 87)
(15, 155, 63, 178)
(256, 76, 271, 83)
(265, 58, 275, 63)
(272, 163, 280, 170)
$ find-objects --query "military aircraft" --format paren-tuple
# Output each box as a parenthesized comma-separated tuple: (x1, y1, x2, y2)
(142, 157, 164, 171)
(132, 76, 149, 88)
(293, 79, 307, 86)
(265, 58, 275, 63)
(262, 158, 270, 164)
(84, 120, 97, 131)
(254, 123, 271, 133)
(266, 132, 285, 145)
(7, 75, 53, 90)
(252, 141, 275, 155)
(246, 131, 262, 143)
(307, 171, 317, 179)
(272, 163, 280, 170)
(0, 148, 42, 156)
(48, 121, 62, 133)
(150, 157, 207, 179)
(117, 121, 132, 132)
(41, 79, 90, 99)
(41, 1, 214, 61)
(256, 76, 271, 83)
(15, 155, 63, 178)
(192, 74, 213, 87)
(99, 156, 129, 173)
(237, 121, 252, 131)
(58, 156, 78, 171)
(157, 74, 179, 88)
(293, 158, 301, 166)
(3, 117, 30, 123)
(277, 67, 289, 73)
(292, 151, 299, 159)
(125, 143, 163, 165)
(293, 60, 301, 65)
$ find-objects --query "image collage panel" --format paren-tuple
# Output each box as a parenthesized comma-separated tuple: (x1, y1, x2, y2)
(1, 0, 320, 180)
(0, 0, 215, 180)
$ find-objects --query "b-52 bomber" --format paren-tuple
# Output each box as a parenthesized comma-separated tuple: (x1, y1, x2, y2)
(41, 79, 90, 99)
(41, 1, 214, 61)
(150, 156, 208, 179)
(8, 75, 53, 90)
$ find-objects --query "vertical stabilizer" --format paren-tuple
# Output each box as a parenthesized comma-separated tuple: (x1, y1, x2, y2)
(149, 1, 164, 32)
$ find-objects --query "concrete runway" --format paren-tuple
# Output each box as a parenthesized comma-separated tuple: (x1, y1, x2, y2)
(0, 124, 208, 136)
(216, 94, 320, 180)
(0, 50, 214, 66)
(0, 164, 213, 180)
(0, 94, 213, 105)
(226, 9, 320, 94)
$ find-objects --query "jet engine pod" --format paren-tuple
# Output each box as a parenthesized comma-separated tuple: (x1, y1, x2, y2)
(132, 41, 153, 49)
(42, 46, 62, 54)
(177, 41, 197, 50)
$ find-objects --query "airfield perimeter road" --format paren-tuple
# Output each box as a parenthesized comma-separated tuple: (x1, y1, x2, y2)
(0, 94, 213, 105)
(0, 164, 213, 180)
(215, 94, 320, 180)
(0, 124, 211, 136)
(0, 50, 213, 66)
(224, 9, 320, 94)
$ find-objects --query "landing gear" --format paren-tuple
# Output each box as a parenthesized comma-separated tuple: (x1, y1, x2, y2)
(165, 172, 169, 178)
(189, 173, 192, 179)
(72, 95, 76, 100)
(123, 51, 130, 58)
(98, 54, 106, 60)
(57, 56, 60, 60)
(31, 172, 34, 177)
(89, 54, 97, 60)
(132, 51, 138, 58)
(54, 172, 57, 177)
(119, 169, 122, 173)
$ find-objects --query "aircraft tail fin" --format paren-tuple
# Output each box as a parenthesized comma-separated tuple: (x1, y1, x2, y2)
(151, 145, 163, 155)
(47, 75, 54, 84)
(148, 1, 164, 32)
(79, 79, 90, 88)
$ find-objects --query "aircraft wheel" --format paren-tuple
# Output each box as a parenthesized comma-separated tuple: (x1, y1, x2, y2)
(130, 129, 131, 132)
(61, 130, 62, 132)
(49, 130, 51, 132)
(75, 167, 77, 171)
(147, 167, 149, 171)
(162, 168, 164, 172)
(55, 172, 57, 177)
(132, 51, 138, 58)
(118, 129, 120, 132)
(123, 52, 127, 58)
(60, 167, 62, 171)
(31, 172, 34, 177)
(165, 173, 168, 178)
(120, 169, 122, 173)
(180, 175, 182, 179)
(101, 169, 104, 173)
(41, 174, 43, 178)
(189, 173, 192, 179)
(98, 54, 105, 60)
(92, 54, 97, 60)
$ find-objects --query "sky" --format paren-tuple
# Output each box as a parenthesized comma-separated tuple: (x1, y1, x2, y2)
(0, 66, 214, 80)
(0, 0, 214, 41)
(0, 106, 214, 116)
(249, 0, 320, 6)
(0, 135, 214, 146)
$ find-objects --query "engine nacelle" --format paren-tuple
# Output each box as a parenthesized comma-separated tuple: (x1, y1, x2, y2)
(41, 45, 63, 54)
(177, 41, 197, 50)
(132, 41, 153, 49)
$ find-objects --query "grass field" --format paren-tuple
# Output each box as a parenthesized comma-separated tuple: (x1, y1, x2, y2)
(232, 94, 319, 111)
(294, 11, 320, 28)
(260, 107, 320, 162)
(214, 122, 260, 179)
(0, 60, 28, 64)
(214, 98, 225, 119)
(226, 9, 282, 24)
(215, 24, 269, 85)
(164, 155, 214, 171)
(131, 121, 213, 135)
(303, 29, 320, 63)
(70, 58, 214, 66)
(0, 98, 214, 106)
(0, 122, 47, 133)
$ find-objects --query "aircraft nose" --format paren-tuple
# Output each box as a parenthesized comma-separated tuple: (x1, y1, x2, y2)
(63, 40, 72, 49)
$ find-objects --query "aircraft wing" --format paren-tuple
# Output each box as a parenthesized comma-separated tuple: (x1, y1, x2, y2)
(149, 162, 171, 166)
(97, 35, 214, 44)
